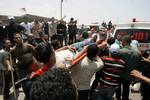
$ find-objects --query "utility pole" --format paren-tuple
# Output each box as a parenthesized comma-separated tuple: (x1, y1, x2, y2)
(60, 0, 63, 19)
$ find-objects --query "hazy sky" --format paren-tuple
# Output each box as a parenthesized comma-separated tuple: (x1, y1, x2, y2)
(0, 0, 150, 24)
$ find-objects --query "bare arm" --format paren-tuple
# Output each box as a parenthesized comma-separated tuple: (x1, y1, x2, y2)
(130, 70, 150, 84)
(5, 59, 12, 71)
(55, 46, 76, 52)
(66, 46, 87, 69)
(142, 57, 150, 64)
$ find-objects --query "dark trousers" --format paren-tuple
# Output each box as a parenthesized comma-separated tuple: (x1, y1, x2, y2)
(60, 34, 68, 46)
(78, 90, 89, 100)
(142, 93, 150, 100)
(51, 34, 64, 47)
(57, 34, 64, 47)
(116, 79, 130, 100)
(0, 71, 5, 98)
(0, 71, 11, 100)
(69, 34, 76, 44)
(92, 85, 116, 100)
(141, 83, 150, 100)
(63, 34, 67, 46)
(22, 80, 31, 100)
(4, 71, 11, 98)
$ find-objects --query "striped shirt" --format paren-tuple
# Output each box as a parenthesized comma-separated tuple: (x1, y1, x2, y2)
(100, 57, 125, 87)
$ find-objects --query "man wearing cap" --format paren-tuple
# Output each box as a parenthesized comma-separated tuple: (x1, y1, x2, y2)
(91, 43, 125, 100)
(5, 17, 25, 46)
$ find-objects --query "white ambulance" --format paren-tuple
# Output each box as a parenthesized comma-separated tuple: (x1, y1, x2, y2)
(113, 22, 150, 52)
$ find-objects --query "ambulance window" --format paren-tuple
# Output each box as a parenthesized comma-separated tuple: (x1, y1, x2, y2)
(115, 29, 150, 43)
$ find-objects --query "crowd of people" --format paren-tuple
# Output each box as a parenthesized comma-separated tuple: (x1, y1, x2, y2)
(0, 16, 150, 100)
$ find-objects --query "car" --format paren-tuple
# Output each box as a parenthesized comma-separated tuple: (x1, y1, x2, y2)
(113, 22, 150, 52)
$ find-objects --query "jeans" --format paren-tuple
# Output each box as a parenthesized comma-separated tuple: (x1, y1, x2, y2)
(22, 80, 31, 100)
(92, 86, 116, 100)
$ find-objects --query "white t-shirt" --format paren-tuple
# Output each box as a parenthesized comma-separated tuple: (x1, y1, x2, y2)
(130, 40, 140, 53)
(20, 22, 33, 39)
(71, 56, 103, 90)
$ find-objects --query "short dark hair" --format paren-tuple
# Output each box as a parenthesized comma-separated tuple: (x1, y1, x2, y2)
(82, 32, 89, 39)
(87, 43, 99, 60)
(18, 53, 33, 70)
(107, 37, 115, 45)
(71, 17, 74, 21)
(51, 40, 61, 50)
(143, 49, 150, 58)
(121, 35, 131, 44)
(13, 32, 22, 38)
(34, 42, 53, 63)
(30, 68, 77, 100)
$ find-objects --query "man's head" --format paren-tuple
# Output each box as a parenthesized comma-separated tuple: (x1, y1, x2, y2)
(121, 35, 131, 46)
(143, 49, 150, 59)
(82, 32, 89, 39)
(34, 20, 39, 24)
(8, 16, 15, 25)
(18, 53, 34, 70)
(30, 68, 77, 100)
(90, 28, 96, 33)
(100, 31, 107, 41)
(109, 43, 120, 54)
(70, 17, 74, 21)
(13, 32, 23, 45)
(3, 39, 11, 49)
(107, 37, 115, 46)
(34, 42, 56, 65)
(91, 34, 98, 42)
(116, 33, 122, 41)
(51, 17, 55, 22)
(109, 43, 120, 58)
(51, 40, 61, 50)
(28, 33, 35, 41)
(87, 43, 99, 60)
(42, 34, 49, 42)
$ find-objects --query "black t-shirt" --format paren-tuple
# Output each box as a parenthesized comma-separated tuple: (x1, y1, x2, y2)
(68, 22, 77, 34)
(5, 24, 25, 39)
(57, 23, 66, 34)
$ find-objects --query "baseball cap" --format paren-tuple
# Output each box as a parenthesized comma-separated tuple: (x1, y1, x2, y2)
(8, 16, 15, 20)
(109, 43, 120, 54)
